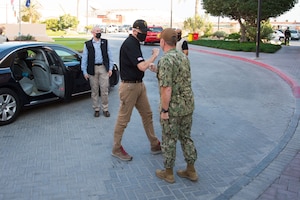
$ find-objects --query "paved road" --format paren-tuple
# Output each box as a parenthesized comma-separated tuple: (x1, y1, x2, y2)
(0, 37, 299, 200)
(190, 42, 300, 200)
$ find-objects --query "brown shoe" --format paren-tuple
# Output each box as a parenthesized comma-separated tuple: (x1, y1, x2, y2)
(112, 146, 132, 161)
(177, 164, 198, 181)
(151, 141, 162, 155)
(94, 111, 100, 117)
(156, 168, 175, 183)
(103, 111, 110, 117)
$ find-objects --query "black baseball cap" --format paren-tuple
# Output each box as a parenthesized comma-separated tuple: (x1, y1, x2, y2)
(133, 19, 149, 33)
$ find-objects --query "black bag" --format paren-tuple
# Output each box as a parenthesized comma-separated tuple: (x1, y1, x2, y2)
(109, 63, 119, 87)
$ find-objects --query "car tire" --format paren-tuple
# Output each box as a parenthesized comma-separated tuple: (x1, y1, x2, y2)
(0, 88, 21, 126)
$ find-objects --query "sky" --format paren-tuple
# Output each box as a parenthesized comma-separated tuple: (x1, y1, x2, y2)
(1, 0, 300, 25)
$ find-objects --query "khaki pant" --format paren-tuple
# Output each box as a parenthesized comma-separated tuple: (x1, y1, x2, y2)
(113, 82, 159, 150)
(89, 65, 109, 112)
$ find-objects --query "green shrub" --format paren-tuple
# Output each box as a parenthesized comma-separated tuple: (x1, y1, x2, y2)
(14, 34, 35, 41)
(213, 31, 227, 39)
(189, 39, 281, 53)
(226, 33, 241, 40)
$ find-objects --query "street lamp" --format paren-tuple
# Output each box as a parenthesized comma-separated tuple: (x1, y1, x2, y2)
(18, 0, 21, 36)
(170, 0, 173, 28)
(256, 0, 262, 58)
(86, 0, 88, 33)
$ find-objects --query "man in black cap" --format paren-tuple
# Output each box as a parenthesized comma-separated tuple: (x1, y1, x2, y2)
(111, 19, 162, 161)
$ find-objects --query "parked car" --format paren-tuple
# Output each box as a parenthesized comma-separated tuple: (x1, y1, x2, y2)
(128, 26, 133, 35)
(270, 30, 285, 43)
(99, 25, 107, 33)
(290, 30, 300, 40)
(144, 26, 163, 45)
(118, 24, 131, 32)
(0, 42, 119, 125)
(105, 25, 118, 33)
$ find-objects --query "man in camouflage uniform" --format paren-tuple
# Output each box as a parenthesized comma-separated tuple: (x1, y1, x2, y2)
(154, 28, 198, 183)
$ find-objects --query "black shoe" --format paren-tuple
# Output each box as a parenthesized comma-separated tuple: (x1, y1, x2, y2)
(103, 111, 110, 117)
(94, 111, 100, 117)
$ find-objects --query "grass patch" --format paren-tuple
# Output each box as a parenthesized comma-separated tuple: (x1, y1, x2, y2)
(52, 37, 88, 52)
(189, 39, 281, 53)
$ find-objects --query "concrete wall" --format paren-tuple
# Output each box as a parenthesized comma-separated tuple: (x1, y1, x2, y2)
(0, 24, 53, 42)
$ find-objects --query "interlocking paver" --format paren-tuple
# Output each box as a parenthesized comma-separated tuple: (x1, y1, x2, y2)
(1, 39, 300, 200)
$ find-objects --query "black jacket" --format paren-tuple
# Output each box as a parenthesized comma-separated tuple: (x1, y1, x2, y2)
(85, 39, 110, 75)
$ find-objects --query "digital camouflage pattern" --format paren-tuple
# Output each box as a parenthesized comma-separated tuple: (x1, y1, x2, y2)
(157, 48, 197, 168)
(157, 49, 194, 116)
(160, 114, 197, 168)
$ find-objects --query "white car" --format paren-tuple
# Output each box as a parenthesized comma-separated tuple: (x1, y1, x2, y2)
(270, 30, 285, 44)
(105, 25, 118, 33)
(290, 30, 300, 40)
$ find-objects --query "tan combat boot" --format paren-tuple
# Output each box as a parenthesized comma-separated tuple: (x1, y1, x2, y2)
(155, 168, 175, 183)
(177, 164, 198, 181)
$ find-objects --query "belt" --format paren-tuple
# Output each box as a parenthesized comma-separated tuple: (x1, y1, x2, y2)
(121, 80, 143, 83)
(95, 63, 103, 65)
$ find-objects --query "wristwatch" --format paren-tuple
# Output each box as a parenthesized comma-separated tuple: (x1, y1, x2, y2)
(161, 108, 169, 113)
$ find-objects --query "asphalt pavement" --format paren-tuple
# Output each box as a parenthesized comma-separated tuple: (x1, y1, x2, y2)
(0, 39, 299, 200)
(189, 42, 300, 200)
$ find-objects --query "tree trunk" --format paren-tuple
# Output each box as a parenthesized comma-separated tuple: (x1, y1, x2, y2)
(195, 0, 199, 16)
(238, 18, 247, 42)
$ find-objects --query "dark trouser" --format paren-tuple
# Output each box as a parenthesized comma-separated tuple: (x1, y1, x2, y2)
(285, 37, 290, 45)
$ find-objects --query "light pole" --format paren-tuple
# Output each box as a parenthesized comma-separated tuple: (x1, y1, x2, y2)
(86, 0, 88, 33)
(18, 0, 21, 36)
(170, 0, 173, 28)
(256, 0, 262, 58)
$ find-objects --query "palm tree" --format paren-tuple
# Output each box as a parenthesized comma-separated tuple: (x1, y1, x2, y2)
(77, 0, 80, 19)
(194, 0, 200, 16)
(21, 2, 41, 23)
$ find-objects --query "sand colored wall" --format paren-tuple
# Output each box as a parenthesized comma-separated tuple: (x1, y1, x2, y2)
(0, 24, 53, 42)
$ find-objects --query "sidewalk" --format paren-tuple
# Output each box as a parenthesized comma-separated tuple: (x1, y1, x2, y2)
(190, 44, 300, 200)
(0, 41, 299, 200)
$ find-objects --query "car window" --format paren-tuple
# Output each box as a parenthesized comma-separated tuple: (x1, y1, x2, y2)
(0, 53, 14, 69)
(43, 49, 63, 74)
(149, 27, 163, 32)
(54, 49, 79, 63)
(51, 47, 81, 69)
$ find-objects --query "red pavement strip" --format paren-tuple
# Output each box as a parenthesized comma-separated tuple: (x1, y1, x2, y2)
(190, 48, 300, 99)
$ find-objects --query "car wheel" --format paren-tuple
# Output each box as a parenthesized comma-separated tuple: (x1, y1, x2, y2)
(0, 88, 21, 126)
